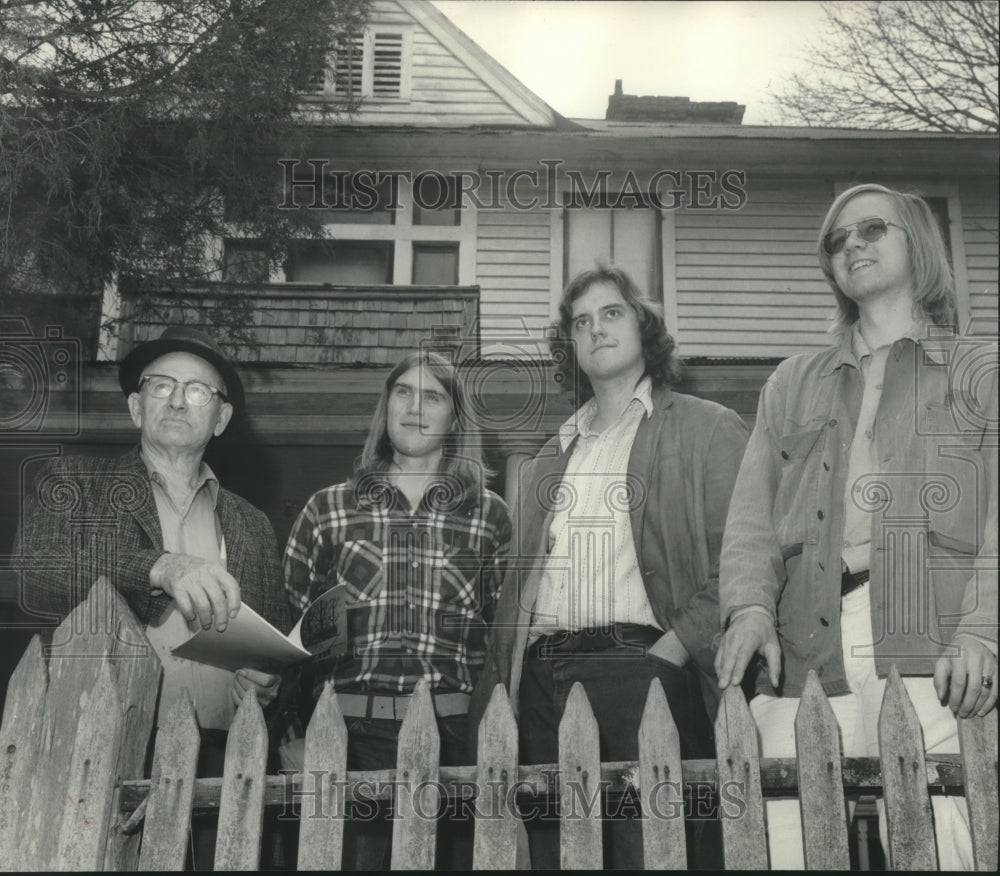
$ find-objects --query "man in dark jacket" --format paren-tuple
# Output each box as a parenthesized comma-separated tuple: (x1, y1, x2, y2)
(471, 266, 748, 869)
(13, 325, 290, 866)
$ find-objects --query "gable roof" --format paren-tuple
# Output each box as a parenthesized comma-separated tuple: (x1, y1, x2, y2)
(304, 0, 570, 129)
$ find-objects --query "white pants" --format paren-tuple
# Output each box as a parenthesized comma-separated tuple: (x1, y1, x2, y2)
(750, 583, 973, 870)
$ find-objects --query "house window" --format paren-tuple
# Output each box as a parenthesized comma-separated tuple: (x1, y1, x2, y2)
(223, 240, 269, 283)
(329, 27, 411, 101)
(565, 206, 662, 298)
(413, 176, 461, 227)
(285, 241, 394, 284)
(412, 244, 459, 285)
(924, 196, 953, 264)
(316, 173, 396, 226)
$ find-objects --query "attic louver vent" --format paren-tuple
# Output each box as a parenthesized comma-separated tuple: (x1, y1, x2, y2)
(371, 32, 403, 97)
(333, 34, 365, 98)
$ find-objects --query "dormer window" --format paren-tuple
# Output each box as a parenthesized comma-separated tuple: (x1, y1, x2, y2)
(314, 26, 411, 101)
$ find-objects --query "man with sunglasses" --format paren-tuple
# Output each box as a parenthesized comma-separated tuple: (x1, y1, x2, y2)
(716, 184, 997, 869)
(14, 325, 290, 865)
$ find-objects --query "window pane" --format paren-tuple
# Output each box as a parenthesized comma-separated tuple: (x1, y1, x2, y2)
(565, 207, 660, 297)
(286, 241, 393, 284)
(223, 240, 269, 283)
(924, 196, 953, 264)
(316, 174, 395, 225)
(613, 209, 661, 299)
(412, 244, 459, 285)
(413, 175, 460, 226)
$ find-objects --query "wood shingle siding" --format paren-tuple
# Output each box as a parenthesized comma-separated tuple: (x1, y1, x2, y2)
(119, 286, 479, 365)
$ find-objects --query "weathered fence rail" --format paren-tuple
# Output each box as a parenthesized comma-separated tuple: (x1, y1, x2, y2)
(1, 579, 996, 870)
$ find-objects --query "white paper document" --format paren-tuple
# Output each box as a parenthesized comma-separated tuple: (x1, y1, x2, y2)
(170, 584, 349, 673)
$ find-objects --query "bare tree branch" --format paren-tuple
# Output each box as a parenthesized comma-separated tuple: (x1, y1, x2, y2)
(768, 0, 999, 132)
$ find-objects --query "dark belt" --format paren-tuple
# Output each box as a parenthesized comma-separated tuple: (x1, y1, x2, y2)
(841, 568, 870, 597)
(529, 623, 663, 657)
(335, 691, 470, 721)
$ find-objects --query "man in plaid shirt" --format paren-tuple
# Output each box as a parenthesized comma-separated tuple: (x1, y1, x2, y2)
(283, 350, 510, 870)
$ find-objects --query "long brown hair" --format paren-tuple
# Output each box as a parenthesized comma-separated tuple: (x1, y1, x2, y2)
(354, 350, 492, 505)
(550, 264, 681, 401)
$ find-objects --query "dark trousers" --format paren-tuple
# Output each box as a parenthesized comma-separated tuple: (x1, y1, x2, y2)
(517, 633, 723, 870)
(342, 714, 472, 871)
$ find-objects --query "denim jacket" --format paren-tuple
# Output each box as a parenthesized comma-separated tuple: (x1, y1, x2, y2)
(720, 330, 998, 697)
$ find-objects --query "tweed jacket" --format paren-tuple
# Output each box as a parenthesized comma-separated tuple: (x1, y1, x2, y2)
(13, 446, 289, 632)
(720, 333, 998, 697)
(470, 386, 749, 732)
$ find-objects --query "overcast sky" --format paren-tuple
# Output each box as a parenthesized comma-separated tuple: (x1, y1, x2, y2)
(431, 1, 828, 125)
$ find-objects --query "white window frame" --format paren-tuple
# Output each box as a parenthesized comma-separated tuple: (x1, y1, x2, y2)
(220, 177, 476, 285)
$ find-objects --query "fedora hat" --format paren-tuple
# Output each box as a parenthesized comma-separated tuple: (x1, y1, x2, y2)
(119, 326, 245, 416)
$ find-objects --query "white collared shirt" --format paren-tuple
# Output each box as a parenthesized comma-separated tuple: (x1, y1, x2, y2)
(140, 452, 237, 730)
(532, 377, 663, 633)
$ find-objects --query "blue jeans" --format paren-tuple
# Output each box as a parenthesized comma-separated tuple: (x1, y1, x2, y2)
(517, 644, 722, 870)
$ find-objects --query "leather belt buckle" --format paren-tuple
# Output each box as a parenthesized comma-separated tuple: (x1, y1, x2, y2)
(841, 568, 870, 597)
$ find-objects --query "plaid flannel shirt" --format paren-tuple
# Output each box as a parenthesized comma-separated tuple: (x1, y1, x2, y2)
(284, 479, 510, 698)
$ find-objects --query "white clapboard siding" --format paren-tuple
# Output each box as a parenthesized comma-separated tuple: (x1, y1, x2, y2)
(674, 183, 835, 358)
(333, 0, 552, 127)
(476, 208, 552, 346)
(960, 183, 999, 333)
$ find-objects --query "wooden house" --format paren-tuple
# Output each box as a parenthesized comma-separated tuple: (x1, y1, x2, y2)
(2, 0, 997, 674)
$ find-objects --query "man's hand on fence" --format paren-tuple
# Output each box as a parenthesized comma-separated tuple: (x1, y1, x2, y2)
(934, 634, 998, 718)
(715, 609, 781, 690)
(232, 668, 282, 709)
(150, 552, 242, 631)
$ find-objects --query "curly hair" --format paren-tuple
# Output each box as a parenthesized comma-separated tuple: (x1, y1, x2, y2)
(550, 265, 681, 401)
(818, 184, 956, 332)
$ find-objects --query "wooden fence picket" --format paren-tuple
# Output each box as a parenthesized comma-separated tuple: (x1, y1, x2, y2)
(390, 679, 440, 870)
(296, 682, 349, 870)
(558, 681, 603, 871)
(715, 685, 767, 870)
(54, 662, 124, 871)
(16, 579, 160, 871)
(472, 683, 519, 870)
(794, 670, 850, 869)
(19, 580, 123, 870)
(0, 636, 47, 871)
(96, 578, 161, 872)
(214, 690, 268, 870)
(137, 690, 201, 870)
(957, 709, 998, 871)
(638, 677, 686, 870)
(878, 666, 937, 870)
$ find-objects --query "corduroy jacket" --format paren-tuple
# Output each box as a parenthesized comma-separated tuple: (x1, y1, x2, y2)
(720, 332, 998, 697)
(470, 385, 749, 736)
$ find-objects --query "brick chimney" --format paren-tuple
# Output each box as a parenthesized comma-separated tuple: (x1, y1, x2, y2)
(606, 79, 745, 124)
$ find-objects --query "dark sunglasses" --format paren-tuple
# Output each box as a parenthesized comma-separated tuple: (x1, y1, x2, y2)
(822, 217, 903, 256)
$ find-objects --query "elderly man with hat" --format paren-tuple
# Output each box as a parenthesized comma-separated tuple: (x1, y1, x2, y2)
(13, 325, 289, 750)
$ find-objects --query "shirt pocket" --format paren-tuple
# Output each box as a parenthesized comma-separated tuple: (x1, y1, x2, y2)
(774, 426, 827, 544)
(435, 545, 484, 612)
(336, 540, 384, 601)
